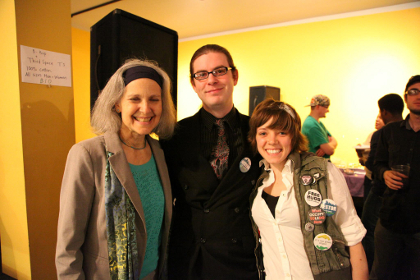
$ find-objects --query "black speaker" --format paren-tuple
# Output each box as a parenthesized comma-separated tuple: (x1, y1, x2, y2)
(90, 9, 178, 110)
(249, 86, 281, 115)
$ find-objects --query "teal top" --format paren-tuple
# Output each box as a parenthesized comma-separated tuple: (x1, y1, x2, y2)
(302, 115, 332, 159)
(129, 155, 164, 279)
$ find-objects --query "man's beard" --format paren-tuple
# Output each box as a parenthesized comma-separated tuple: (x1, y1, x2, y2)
(410, 109, 420, 115)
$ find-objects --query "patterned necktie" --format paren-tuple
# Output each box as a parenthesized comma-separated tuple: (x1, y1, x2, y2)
(210, 119, 230, 179)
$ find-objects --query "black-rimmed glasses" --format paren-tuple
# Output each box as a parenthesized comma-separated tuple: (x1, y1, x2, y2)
(193, 66, 235, 81)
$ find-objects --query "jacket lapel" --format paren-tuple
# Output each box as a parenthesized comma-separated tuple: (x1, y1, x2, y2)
(149, 136, 172, 224)
(178, 112, 220, 192)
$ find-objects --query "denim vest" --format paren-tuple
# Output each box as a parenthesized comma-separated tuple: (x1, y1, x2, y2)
(250, 152, 351, 280)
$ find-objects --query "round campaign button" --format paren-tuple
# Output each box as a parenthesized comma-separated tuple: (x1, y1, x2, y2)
(239, 157, 251, 173)
(305, 222, 315, 232)
(314, 233, 333, 251)
(308, 207, 326, 225)
(304, 189, 322, 206)
(320, 199, 337, 217)
(301, 174, 314, 185)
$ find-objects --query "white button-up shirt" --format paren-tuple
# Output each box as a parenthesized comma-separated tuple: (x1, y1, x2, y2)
(251, 159, 366, 280)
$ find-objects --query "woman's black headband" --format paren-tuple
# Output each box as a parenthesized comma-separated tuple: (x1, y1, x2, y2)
(123, 66, 163, 88)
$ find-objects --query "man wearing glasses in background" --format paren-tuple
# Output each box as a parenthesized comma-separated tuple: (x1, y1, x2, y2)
(370, 75, 420, 280)
(161, 44, 261, 280)
(302, 94, 338, 159)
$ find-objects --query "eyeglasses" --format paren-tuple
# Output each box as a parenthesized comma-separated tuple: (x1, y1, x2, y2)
(192, 66, 235, 81)
(406, 89, 420, 96)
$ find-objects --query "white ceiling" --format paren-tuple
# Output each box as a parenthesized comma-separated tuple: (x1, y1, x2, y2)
(71, 0, 420, 40)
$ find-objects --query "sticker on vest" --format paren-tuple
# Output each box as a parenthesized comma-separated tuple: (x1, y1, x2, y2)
(301, 174, 314, 185)
(320, 199, 337, 216)
(239, 157, 251, 173)
(304, 189, 322, 206)
(305, 222, 315, 232)
(308, 207, 326, 225)
(314, 233, 333, 251)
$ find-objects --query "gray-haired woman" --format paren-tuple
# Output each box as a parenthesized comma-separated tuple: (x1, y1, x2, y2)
(56, 59, 176, 280)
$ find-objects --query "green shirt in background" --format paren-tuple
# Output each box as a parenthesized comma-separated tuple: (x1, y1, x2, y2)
(302, 115, 332, 159)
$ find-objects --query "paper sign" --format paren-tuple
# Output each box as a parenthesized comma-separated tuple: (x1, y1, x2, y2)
(20, 45, 72, 87)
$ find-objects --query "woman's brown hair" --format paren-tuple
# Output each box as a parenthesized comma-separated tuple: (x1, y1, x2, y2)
(248, 99, 308, 155)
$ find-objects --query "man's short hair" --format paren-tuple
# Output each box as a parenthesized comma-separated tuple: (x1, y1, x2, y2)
(189, 44, 236, 84)
(405, 75, 420, 92)
(378, 94, 404, 115)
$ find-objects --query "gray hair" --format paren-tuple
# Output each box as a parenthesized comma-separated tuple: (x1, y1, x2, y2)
(91, 59, 176, 139)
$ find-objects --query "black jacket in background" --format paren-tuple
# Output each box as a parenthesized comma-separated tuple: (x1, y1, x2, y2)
(374, 115, 420, 234)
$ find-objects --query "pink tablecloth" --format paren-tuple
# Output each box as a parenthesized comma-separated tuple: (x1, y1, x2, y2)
(340, 169, 366, 197)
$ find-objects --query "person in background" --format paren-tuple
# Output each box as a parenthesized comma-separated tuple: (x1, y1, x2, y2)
(362, 114, 385, 147)
(356, 114, 384, 198)
(361, 94, 404, 272)
(56, 59, 176, 280)
(249, 99, 368, 280)
(302, 94, 337, 159)
(161, 44, 261, 280)
(371, 76, 420, 280)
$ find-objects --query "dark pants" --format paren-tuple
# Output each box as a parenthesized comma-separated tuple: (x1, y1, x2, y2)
(363, 176, 372, 200)
(361, 190, 382, 272)
(370, 221, 420, 280)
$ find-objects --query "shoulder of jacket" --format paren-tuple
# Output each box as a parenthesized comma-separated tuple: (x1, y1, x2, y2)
(70, 135, 105, 155)
(300, 152, 327, 167)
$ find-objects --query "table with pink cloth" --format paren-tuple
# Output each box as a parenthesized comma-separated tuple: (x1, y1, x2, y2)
(339, 168, 366, 197)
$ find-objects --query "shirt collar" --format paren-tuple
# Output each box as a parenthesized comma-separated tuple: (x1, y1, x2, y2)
(401, 114, 413, 131)
(200, 106, 237, 131)
(259, 158, 295, 173)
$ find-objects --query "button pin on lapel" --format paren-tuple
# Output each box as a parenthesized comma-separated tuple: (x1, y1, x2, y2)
(314, 233, 333, 251)
(304, 189, 322, 207)
(301, 174, 314, 185)
(239, 157, 251, 173)
(305, 222, 315, 232)
(320, 199, 337, 217)
(308, 207, 326, 225)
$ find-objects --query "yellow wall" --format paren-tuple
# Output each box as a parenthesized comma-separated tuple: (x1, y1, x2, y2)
(72, 28, 96, 142)
(16, 0, 74, 277)
(0, 0, 74, 279)
(177, 7, 420, 166)
(72, 7, 420, 166)
(0, 0, 31, 278)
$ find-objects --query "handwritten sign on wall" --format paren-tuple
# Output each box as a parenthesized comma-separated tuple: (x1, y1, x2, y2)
(20, 45, 72, 87)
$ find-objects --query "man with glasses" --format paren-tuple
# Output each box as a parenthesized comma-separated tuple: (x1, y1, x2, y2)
(370, 75, 420, 279)
(161, 44, 261, 280)
(302, 94, 337, 159)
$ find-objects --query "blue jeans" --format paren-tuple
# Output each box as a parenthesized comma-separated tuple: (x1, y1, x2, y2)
(361, 190, 382, 272)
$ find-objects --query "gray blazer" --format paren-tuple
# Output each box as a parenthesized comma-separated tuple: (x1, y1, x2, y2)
(56, 132, 172, 279)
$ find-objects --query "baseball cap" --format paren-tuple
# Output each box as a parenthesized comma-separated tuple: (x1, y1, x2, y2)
(306, 95, 330, 107)
(405, 75, 420, 92)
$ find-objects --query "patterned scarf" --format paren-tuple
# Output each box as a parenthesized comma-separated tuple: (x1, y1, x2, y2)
(105, 151, 139, 280)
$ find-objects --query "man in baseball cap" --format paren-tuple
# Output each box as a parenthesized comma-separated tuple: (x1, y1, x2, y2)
(302, 94, 337, 159)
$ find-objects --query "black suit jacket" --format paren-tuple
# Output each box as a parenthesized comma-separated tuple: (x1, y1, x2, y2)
(161, 108, 261, 280)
